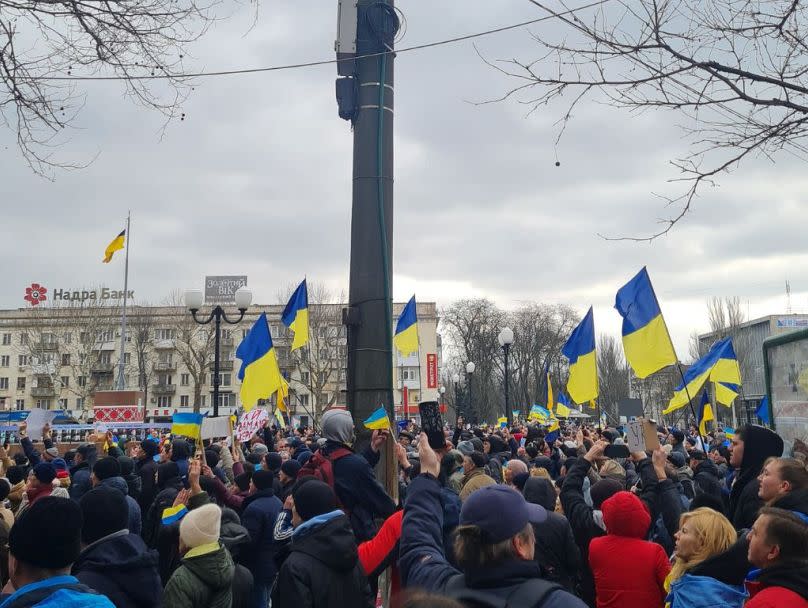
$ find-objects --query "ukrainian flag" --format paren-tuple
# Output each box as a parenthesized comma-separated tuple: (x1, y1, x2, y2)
(274, 408, 286, 428)
(697, 390, 714, 436)
(546, 410, 560, 433)
(394, 296, 419, 356)
(615, 268, 677, 379)
(556, 393, 572, 418)
(237, 313, 288, 412)
(282, 279, 309, 351)
(664, 337, 741, 414)
(529, 404, 551, 422)
(171, 412, 203, 440)
(497, 416, 508, 428)
(364, 407, 390, 430)
(161, 504, 188, 525)
(546, 369, 554, 412)
(562, 306, 599, 404)
(102, 230, 125, 263)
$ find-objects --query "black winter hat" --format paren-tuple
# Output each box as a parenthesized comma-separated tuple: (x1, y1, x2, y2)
(157, 462, 180, 489)
(252, 470, 276, 491)
(470, 438, 484, 453)
(33, 463, 56, 484)
(205, 449, 220, 470)
(486, 435, 507, 454)
(6, 465, 25, 485)
(469, 452, 487, 469)
(79, 486, 129, 544)
(140, 439, 159, 458)
(281, 459, 302, 478)
(93, 456, 121, 481)
(234, 472, 252, 492)
(0, 479, 10, 501)
(590, 478, 623, 510)
(117, 456, 135, 476)
(671, 428, 685, 443)
(10, 497, 82, 568)
(292, 480, 336, 521)
(265, 452, 283, 473)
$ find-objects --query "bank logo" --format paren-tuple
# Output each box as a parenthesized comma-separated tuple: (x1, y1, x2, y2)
(24, 283, 48, 307)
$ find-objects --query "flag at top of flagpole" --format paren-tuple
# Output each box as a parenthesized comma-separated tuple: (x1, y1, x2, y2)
(103, 229, 126, 263)
(615, 268, 678, 379)
(562, 306, 599, 404)
(282, 279, 309, 351)
(236, 313, 288, 412)
(394, 295, 419, 356)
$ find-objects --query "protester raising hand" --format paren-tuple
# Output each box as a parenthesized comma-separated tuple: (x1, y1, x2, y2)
(417, 433, 440, 478)
(188, 459, 202, 495)
(370, 429, 390, 453)
(583, 439, 608, 463)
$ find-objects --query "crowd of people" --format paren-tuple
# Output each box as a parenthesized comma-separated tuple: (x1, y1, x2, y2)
(0, 409, 806, 608)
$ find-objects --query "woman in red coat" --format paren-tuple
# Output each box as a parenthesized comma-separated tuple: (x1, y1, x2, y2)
(588, 490, 670, 607)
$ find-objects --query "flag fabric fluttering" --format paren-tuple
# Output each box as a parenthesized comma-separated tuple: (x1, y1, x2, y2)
(364, 407, 391, 430)
(102, 230, 125, 263)
(697, 390, 714, 436)
(281, 279, 309, 351)
(161, 504, 188, 525)
(664, 337, 741, 414)
(615, 268, 677, 379)
(756, 396, 771, 425)
(171, 412, 203, 440)
(497, 416, 508, 428)
(393, 296, 419, 356)
(274, 408, 286, 428)
(556, 393, 572, 418)
(546, 368, 554, 412)
(237, 313, 288, 412)
(723, 427, 735, 439)
(562, 306, 599, 404)
(529, 405, 551, 422)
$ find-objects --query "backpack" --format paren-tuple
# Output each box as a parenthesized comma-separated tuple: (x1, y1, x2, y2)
(296, 447, 352, 501)
(447, 577, 565, 608)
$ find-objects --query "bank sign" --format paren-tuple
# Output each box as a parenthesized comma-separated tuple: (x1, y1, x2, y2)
(24, 283, 133, 306)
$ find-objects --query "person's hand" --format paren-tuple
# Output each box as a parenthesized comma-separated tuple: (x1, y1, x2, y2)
(652, 447, 668, 481)
(42, 423, 51, 438)
(417, 433, 440, 477)
(201, 463, 214, 479)
(630, 450, 647, 462)
(17, 422, 26, 438)
(370, 429, 389, 453)
(173, 488, 190, 508)
(583, 440, 608, 463)
(284, 494, 294, 510)
(231, 446, 241, 463)
(394, 442, 410, 468)
(576, 429, 584, 446)
(188, 459, 201, 493)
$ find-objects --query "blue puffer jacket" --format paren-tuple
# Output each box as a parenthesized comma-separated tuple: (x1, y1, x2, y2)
(667, 573, 747, 608)
(0, 575, 115, 608)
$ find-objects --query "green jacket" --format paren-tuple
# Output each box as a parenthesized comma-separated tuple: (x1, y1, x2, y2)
(164, 543, 235, 608)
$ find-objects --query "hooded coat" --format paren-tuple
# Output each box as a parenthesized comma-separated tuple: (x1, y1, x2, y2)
(729, 425, 783, 530)
(270, 511, 374, 608)
(523, 477, 581, 592)
(588, 491, 669, 608)
(72, 531, 162, 608)
(163, 544, 235, 608)
(745, 559, 808, 608)
(692, 459, 724, 499)
(240, 488, 283, 584)
(98, 477, 141, 537)
(772, 488, 808, 517)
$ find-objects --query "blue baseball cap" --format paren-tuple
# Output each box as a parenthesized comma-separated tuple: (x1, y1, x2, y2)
(460, 484, 547, 543)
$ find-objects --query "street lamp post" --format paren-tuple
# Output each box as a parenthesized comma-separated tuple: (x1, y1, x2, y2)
(452, 373, 461, 420)
(184, 287, 252, 418)
(498, 327, 514, 426)
(465, 361, 475, 422)
(439, 385, 446, 416)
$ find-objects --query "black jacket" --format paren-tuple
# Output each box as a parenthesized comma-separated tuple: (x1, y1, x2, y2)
(400, 475, 586, 608)
(72, 531, 163, 608)
(689, 534, 751, 586)
(322, 441, 396, 542)
(135, 457, 158, 516)
(635, 457, 686, 552)
(240, 488, 283, 584)
(753, 559, 808, 600)
(693, 459, 724, 499)
(729, 425, 784, 530)
(143, 478, 182, 548)
(773, 488, 808, 516)
(270, 512, 373, 608)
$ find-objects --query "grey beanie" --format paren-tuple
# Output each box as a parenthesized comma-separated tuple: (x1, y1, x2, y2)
(457, 440, 475, 456)
(321, 409, 355, 445)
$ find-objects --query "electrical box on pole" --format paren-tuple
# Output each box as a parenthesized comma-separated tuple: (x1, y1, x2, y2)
(335, 0, 358, 76)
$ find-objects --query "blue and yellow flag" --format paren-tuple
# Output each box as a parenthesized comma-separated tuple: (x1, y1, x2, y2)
(556, 393, 572, 418)
(394, 296, 419, 356)
(562, 306, 599, 404)
(723, 427, 735, 439)
(664, 337, 741, 414)
(274, 407, 286, 428)
(282, 279, 309, 351)
(364, 407, 391, 430)
(529, 404, 551, 422)
(497, 416, 508, 428)
(171, 412, 203, 440)
(615, 268, 677, 379)
(102, 230, 125, 263)
(161, 504, 188, 525)
(756, 396, 770, 425)
(697, 390, 714, 436)
(237, 313, 288, 412)
(546, 368, 554, 412)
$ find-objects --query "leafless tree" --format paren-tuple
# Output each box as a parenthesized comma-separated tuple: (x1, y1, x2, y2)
(127, 303, 156, 405)
(1, 0, 221, 174)
(596, 334, 629, 421)
(486, 0, 808, 238)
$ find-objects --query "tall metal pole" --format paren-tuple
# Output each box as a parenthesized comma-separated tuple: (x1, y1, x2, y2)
(212, 309, 222, 418)
(116, 212, 131, 391)
(344, 2, 398, 467)
(504, 344, 512, 426)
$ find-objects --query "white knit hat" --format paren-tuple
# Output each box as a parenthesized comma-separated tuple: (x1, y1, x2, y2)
(179, 503, 221, 549)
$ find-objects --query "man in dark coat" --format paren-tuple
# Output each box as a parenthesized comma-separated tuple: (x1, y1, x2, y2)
(91, 457, 142, 537)
(240, 470, 283, 608)
(72, 486, 162, 608)
(135, 439, 159, 517)
(271, 480, 373, 608)
(729, 425, 784, 530)
(312, 409, 396, 542)
(689, 450, 724, 500)
(69, 443, 97, 502)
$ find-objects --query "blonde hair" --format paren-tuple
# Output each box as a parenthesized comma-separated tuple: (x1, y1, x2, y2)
(530, 467, 551, 479)
(669, 508, 736, 582)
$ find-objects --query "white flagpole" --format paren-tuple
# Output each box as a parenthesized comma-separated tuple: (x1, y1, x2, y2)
(116, 211, 131, 390)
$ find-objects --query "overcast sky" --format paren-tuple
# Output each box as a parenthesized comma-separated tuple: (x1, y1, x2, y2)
(2, 1, 807, 356)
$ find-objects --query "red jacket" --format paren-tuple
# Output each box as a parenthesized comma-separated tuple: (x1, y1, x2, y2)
(359, 510, 403, 608)
(745, 560, 808, 608)
(746, 587, 808, 608)
(588, 491, 669, 608)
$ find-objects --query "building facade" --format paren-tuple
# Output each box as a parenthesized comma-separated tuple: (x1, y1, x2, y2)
(698, 314, 808, 424)
(0, 301, 439, 424)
